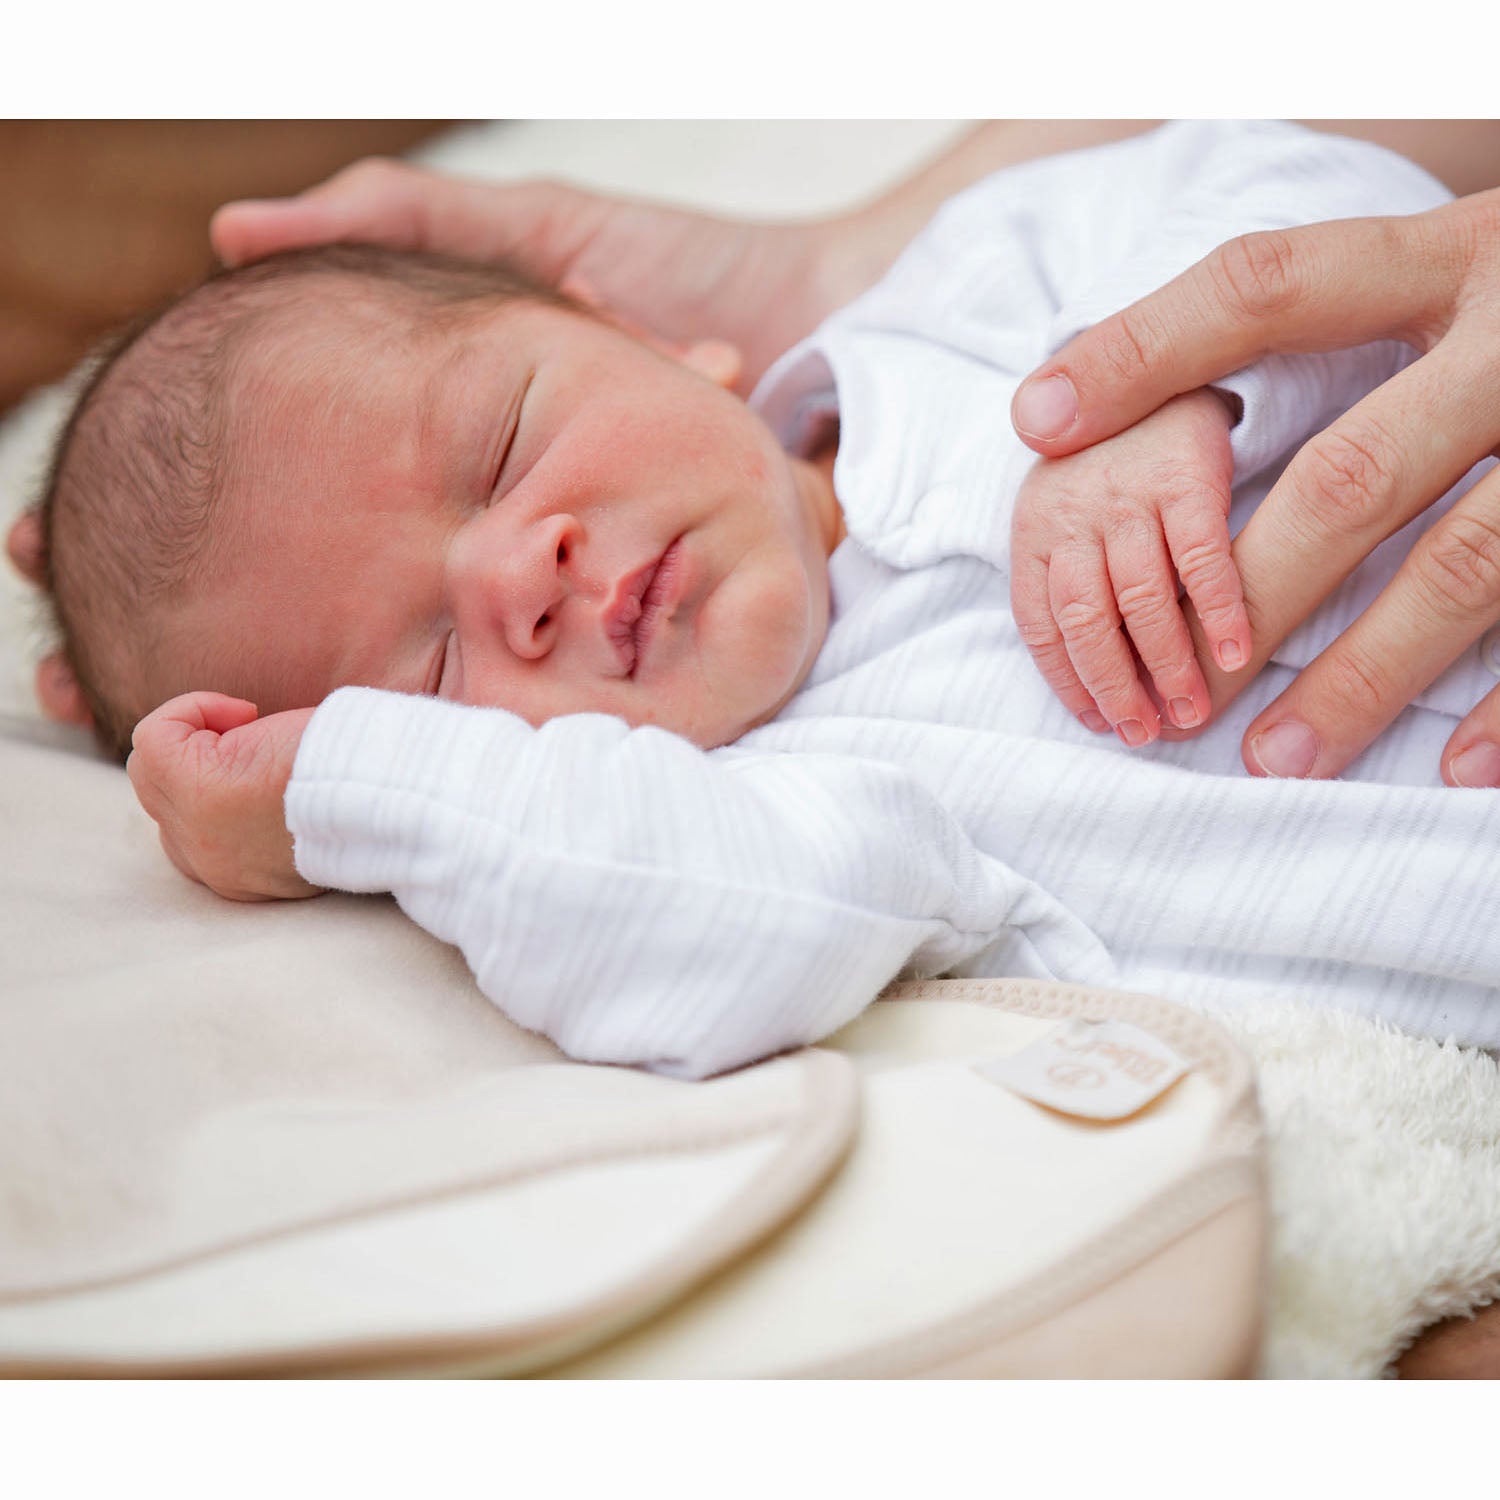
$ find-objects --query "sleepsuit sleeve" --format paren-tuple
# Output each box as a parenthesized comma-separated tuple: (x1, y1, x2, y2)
(285, 687, 1108, 1077)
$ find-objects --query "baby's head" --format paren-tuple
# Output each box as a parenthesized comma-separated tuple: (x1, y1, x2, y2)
(41, 245, 843, 760)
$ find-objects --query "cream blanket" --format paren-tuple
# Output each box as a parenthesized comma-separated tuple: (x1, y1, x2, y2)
(4, 121, 1499, 1377)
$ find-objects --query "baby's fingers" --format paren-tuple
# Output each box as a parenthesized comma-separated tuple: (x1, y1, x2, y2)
(132, 691, 259, 756)
(1011, 552, 1109, 731)
(1103, 521, 1209, 732)
(128, 692, 260, 803)
(1162, 494, 1250, 677)
(1048, 544, 1162, 745)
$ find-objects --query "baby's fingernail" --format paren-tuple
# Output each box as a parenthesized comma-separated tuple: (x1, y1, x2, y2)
(1116, 718, 1151, 748)
(1217, 639, 1245, 672)
(1169, 697, 1201, 729)
(1013, 375, 1078, 440)
(1079, 710, 1109, 733)
(1249, 721, 1318, 778)
(1450, 741, 1500, 788)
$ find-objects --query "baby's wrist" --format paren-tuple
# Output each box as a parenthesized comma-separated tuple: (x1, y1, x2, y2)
(1201, 384, 1243, 427)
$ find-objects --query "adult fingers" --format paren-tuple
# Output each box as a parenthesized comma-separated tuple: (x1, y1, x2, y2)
(1242, 461, 1500, 779)
(1011, 550, 1109, 731)
(1103, 520, 1208, 731)
(1011, 212, 1453, 457)
(211, 159, 604, 286)
(1223, 333, 1500, 710)
(1048, 545, 1161, 744)
(211, 158, 446, 265)
(1444, 678, 1500, 788)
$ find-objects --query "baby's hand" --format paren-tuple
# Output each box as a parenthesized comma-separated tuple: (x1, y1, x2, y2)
(1010, 388, 1249, 745)
(126, 692, 322, 902)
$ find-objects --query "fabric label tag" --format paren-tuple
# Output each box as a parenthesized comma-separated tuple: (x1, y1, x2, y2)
(975, 1018, 1191, 1121)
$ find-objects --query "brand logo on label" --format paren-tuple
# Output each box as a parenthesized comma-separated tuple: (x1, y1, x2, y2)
(975, 1018, 1192, 1122)
(1051, 1032, 1172, 1084)
(1045, 1061, 1107, 1090)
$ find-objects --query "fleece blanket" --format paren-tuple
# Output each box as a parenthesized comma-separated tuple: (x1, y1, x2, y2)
(3, 121, 1499, 1377)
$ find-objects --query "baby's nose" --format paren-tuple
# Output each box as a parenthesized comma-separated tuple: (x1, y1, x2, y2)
(499, 514, 581, 660)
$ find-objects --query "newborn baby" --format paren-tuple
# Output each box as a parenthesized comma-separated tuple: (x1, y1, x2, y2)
(46, 249, 843, 758)
(41, 121, 1500, 1076)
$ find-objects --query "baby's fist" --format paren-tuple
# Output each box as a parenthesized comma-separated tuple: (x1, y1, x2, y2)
(127, 692, 321, 902)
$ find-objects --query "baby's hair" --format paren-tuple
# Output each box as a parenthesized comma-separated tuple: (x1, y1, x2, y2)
(38, 245, 572, 761)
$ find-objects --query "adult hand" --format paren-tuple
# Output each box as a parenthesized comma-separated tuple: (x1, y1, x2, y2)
(209, 126, 1162, 398)
(210, 158, 858, 393)
(1009, 187, 1500, 787)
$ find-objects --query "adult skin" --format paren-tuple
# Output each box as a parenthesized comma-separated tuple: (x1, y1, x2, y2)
(1009, 127, 1500, 790)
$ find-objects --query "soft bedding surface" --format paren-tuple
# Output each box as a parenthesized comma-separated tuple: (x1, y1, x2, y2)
(3, 120, 1499, 1377)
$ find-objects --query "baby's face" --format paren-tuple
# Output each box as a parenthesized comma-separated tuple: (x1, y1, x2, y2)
(171, 295, 843, 748)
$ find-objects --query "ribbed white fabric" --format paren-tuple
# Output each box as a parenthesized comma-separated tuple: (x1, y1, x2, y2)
(287, 122, 1500, 1078)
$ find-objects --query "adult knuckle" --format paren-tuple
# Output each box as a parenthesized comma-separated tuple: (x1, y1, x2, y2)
(1210, 228, 1302, 322)
(1096, 309, 1160, 386)
(342, 156, 405, 189)
(1444, 191, 1500, 280)
(1413, 510, 1500, 615)
(1294, 424, 1399, 532)
(1321, 647, 1394, 717)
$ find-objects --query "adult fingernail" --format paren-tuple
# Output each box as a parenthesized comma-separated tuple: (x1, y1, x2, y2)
(1169, 697, 1201, 729)
(1450, 741, 1500, 788)
(1013, 375, 1078, 440)
(1248, 721, 1319, 778)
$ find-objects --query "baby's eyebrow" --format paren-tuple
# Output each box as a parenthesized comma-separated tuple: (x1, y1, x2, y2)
(415, 336, 494, 501)
(414, 341, 467, 477)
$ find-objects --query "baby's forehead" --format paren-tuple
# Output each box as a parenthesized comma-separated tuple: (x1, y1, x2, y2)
(223, 287, 455, 458)
(242, 278, 437, 378)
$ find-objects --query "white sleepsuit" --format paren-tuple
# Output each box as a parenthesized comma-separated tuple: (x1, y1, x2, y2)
(285, 121, 1500, 1077)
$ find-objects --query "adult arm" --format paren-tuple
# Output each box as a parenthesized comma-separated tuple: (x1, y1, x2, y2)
(1011, 159, 1500, 785)
(284, 688, 1102, 1077)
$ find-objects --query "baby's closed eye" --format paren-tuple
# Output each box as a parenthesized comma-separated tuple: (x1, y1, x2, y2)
(430, 630, 458, 698)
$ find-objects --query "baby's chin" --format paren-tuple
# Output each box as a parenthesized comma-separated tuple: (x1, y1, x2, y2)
(664, 646, 825, 749)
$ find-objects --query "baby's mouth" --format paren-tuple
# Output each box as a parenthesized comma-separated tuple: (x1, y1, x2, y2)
(605, 538, 684, 678)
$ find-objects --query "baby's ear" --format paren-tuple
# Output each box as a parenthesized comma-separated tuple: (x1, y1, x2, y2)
(6, 507, 46, 586)
(675, 339, 744, 390)
(35, 651, 94, 729)
(559, 274, 744, 390)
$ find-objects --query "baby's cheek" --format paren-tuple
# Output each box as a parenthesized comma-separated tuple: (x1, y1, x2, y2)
(719, 564, 825, 723)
